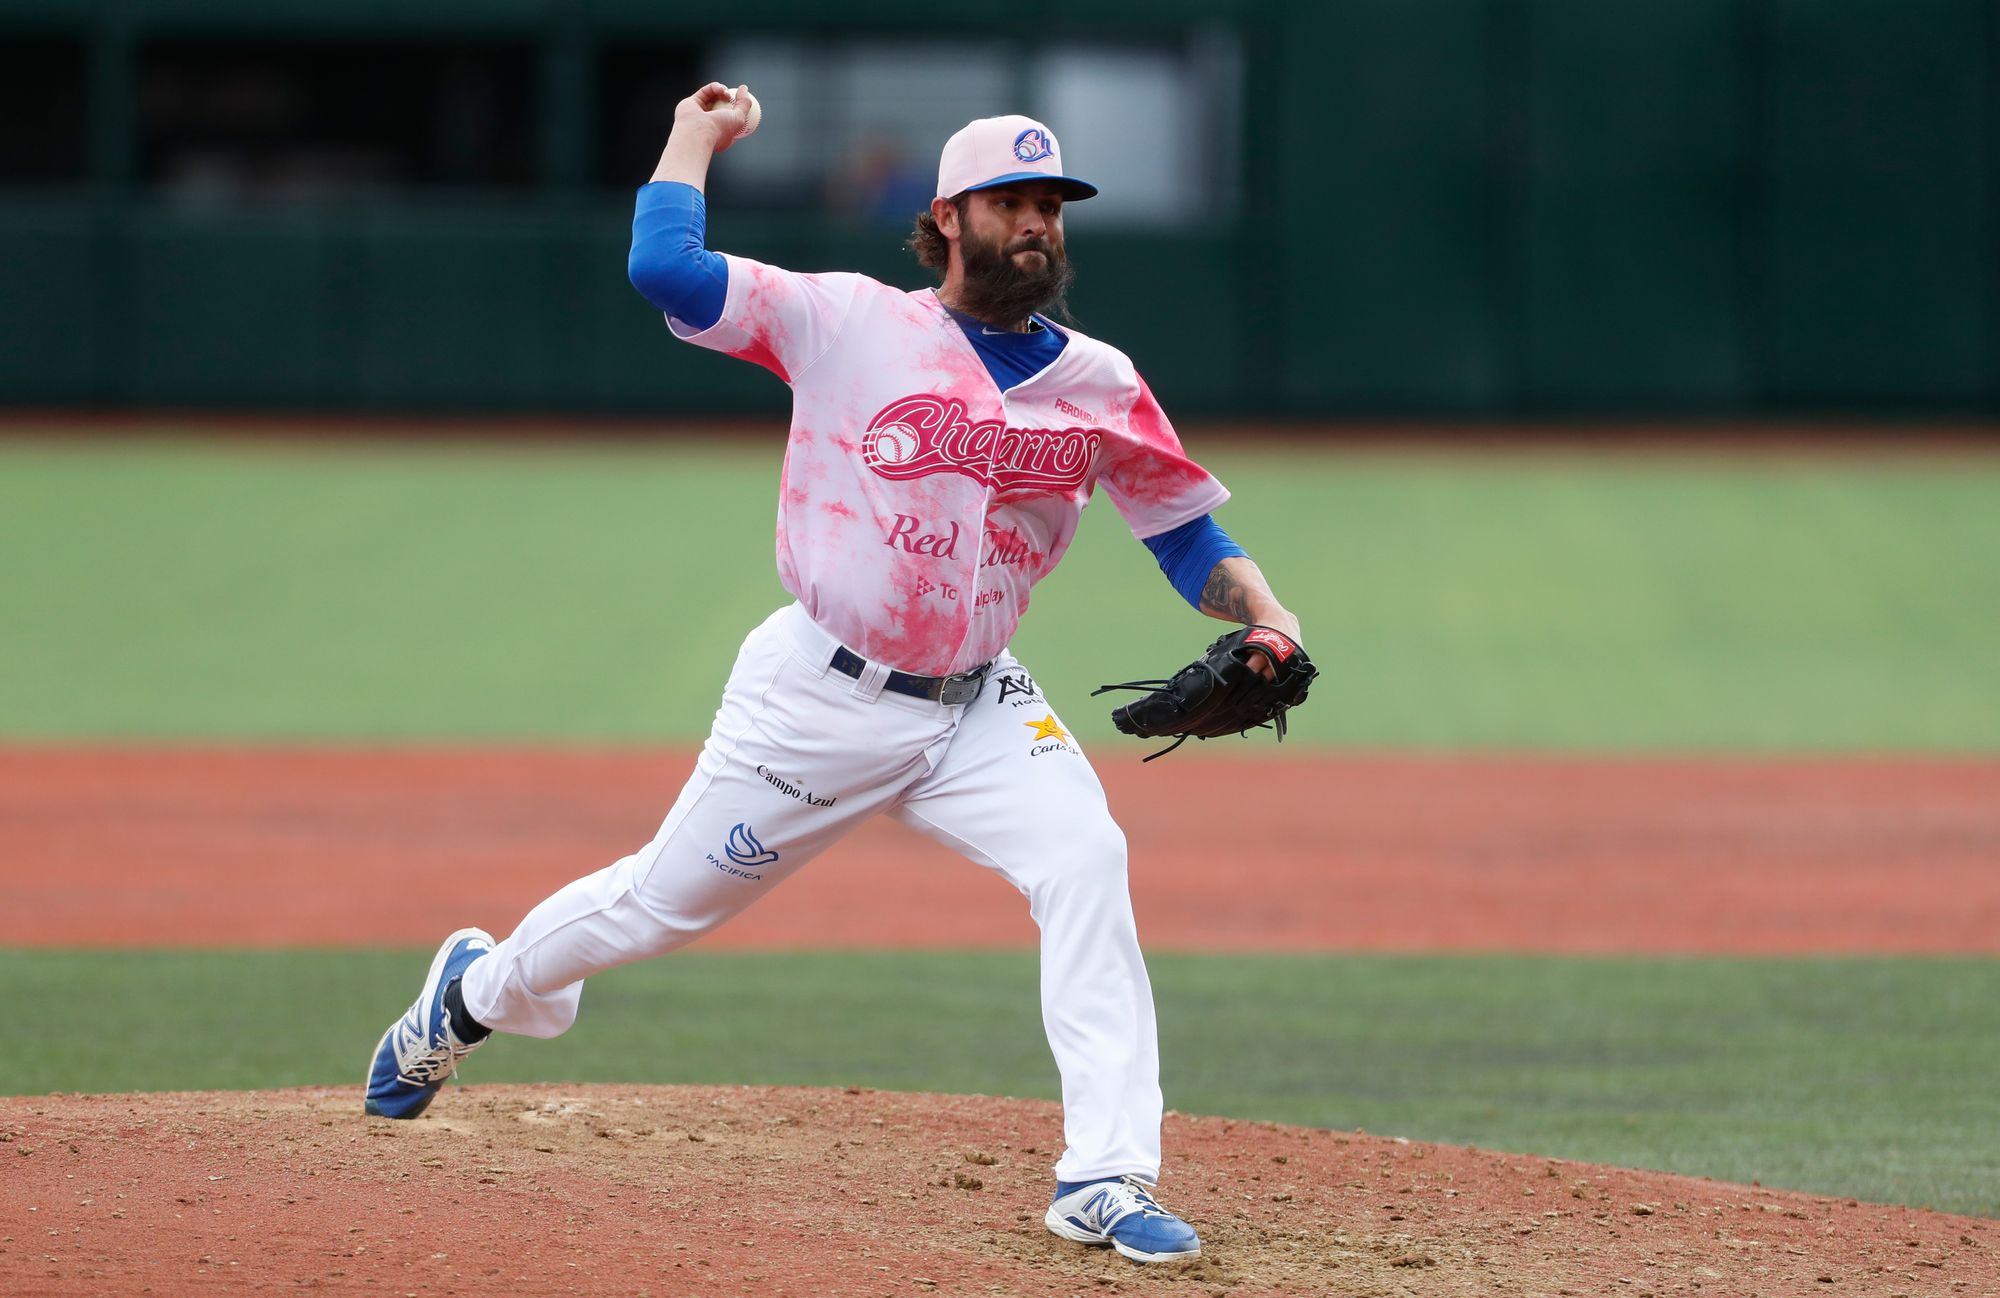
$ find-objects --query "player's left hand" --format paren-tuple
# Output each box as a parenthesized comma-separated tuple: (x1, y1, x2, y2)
(1092, 626, 1318, 761)
(1243, 610, 1302, 681)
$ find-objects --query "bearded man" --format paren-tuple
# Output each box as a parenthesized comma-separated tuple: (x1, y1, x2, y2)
(363, 83, 1303, 1268)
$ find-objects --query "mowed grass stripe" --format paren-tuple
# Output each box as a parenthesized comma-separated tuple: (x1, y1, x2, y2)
(5, 949, 1996, 1217)
(2, 437, 1996, 747)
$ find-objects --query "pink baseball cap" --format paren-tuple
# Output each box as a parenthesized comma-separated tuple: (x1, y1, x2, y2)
(935, 115, 1098, 202)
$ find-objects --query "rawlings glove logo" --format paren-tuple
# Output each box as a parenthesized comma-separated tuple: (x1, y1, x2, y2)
(1241, 628, 1297, 663)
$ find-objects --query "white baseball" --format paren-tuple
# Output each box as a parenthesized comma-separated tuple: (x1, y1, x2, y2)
(727, 86, 762, 139)
(870, 424, 919, 465)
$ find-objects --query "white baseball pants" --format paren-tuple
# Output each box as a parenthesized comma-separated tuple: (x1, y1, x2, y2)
(458, 603, 1164, 1184)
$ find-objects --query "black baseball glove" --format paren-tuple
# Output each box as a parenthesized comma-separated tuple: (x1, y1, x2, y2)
(1092, 626, 1317, 760)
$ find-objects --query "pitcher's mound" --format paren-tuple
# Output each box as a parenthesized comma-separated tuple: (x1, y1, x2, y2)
(1, 1084, 1987, 1296)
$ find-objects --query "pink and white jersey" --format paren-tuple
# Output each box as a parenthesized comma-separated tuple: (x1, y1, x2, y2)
(668, 255, 1230, 676)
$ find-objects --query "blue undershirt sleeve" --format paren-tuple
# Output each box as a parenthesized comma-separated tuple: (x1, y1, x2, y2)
(627, 181, 728, 331)
(1141, 514, 1249, 610)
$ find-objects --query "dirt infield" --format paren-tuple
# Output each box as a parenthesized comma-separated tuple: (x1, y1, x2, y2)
(3, 1085, 1992, 1298)
(4, 747, 1997, 952)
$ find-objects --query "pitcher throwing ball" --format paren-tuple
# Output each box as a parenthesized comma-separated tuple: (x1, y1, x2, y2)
(364, 82, 1307, 1266)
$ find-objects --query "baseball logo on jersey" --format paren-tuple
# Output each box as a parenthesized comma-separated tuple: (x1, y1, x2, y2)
(869, 421, 922, 466)
(861, 395, 1100, 496)
(1013, 128, 1054, 163)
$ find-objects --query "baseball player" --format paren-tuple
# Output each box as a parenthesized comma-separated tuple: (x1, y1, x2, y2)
(365, 83, 1304, 1266)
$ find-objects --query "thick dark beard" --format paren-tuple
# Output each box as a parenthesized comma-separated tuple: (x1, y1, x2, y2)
(956, 231, 1076, 328)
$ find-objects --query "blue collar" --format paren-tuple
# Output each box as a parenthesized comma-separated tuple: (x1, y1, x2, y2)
(940, 303, 1069, 391)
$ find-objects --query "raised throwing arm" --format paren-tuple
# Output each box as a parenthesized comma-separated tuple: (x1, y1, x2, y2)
(629, 82, 758, 329)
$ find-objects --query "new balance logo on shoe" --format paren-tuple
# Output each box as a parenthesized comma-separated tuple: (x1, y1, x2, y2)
(364, 928, 495, 1120)
(1045, 1176, 1201, 1264)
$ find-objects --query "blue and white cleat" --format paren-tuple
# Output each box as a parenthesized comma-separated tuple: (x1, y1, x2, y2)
(363, 927, 494, 1119)
(1045, 1175, 1202, 1263)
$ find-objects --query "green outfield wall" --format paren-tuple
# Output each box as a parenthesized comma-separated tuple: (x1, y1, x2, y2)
(2, 0, 1995, 417)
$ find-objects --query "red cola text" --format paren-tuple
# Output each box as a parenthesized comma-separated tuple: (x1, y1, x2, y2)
(885, 514, 1034, 569)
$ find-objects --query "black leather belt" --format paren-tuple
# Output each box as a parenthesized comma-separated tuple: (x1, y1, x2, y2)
(829, 646, 991, 706)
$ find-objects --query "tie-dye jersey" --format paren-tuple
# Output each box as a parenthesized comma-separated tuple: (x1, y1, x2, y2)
(666, 255, 1230, 677)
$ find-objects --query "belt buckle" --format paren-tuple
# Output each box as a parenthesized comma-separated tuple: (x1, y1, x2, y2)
(937, 670, 984, 707)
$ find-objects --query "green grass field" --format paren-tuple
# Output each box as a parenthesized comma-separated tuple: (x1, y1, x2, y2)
(3, 435, 1996, 746)
(3, 432, 1997, 1217)
(6, 949, 1996, 1216)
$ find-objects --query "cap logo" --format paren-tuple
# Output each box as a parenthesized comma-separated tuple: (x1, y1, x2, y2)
(1012, 128, 1054, 164)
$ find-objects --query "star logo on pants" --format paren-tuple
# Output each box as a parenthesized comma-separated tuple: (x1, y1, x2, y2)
(1024, 714, 1068, 743)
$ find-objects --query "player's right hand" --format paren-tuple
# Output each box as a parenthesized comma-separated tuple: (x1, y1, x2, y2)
(674, 82, 755, 153)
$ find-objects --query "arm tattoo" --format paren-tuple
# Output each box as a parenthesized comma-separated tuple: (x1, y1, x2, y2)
(1200, 563, 1255, 624)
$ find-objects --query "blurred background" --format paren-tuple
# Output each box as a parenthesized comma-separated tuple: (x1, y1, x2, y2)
(2, 0, 1997, 419)
(3, 0, 1999, 1230)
